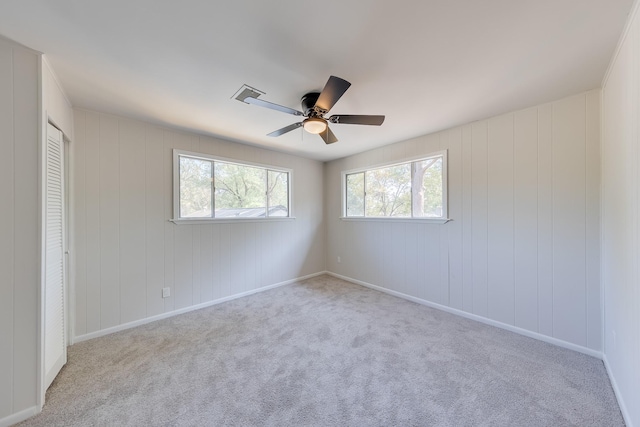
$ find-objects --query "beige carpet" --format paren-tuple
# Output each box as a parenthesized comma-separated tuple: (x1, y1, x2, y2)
(20, 275, 623, 426)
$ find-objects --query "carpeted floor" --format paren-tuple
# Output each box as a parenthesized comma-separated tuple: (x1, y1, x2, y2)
(19, 275, 623, 426)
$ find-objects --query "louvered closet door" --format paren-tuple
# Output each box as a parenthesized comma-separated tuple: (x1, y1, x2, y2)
(45, 123, 66, 389)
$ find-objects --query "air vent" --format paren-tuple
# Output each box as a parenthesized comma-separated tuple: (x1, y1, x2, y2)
(232, 84, 265, 103)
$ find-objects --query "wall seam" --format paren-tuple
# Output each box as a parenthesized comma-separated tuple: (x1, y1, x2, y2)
(144, 125, 148, 317)
(585, 94, 589, 348)
(600, 87, 606, 356)
(513, 113, 516, 326)
(143, 125, 148, 317)
(459, 131, 463, 311)
(82, 113, 87, 334)
(536, 107, 539, 333)
(98, 113, 102, 330)
(472, 127, 477, 313)
(10, 45, 16, 415)
(551, 103, 555, 339)
(117, 119, 121, 324)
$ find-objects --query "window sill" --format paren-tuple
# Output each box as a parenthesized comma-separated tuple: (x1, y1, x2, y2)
(339, 217, 451, 224)
(170, 217, 296, 225)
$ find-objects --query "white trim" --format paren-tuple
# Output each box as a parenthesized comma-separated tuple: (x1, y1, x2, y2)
(0, 406, 40, 427)
(602, 0, 640, 88)
(73, 271, 326, 343)
(341, 149, 448, 220)
(170, 217, 296, 225)
(327, 271, 603, 359)
(603, 355, 634, 427)
(341, 150, 448, 175)
(339, 217, 450, 224)
(173, 149, 293, 177)
(173, 149, 294, 220)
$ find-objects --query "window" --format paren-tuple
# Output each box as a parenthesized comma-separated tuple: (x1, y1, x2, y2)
(173, 150, 291, 220)
(344, 151, 447, 220)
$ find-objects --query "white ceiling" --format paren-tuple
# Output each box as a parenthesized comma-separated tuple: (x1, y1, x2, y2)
(0, 0, 633, 161)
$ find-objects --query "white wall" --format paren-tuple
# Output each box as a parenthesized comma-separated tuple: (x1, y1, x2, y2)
(0, 36, 40, 425)
(326, 90, 601, 354)
(42, 57, 73, 138)
(602, 1, 640, 424)
(71, 109, 325, 339)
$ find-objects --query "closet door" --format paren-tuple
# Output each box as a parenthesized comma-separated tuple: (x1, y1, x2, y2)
(44, 123, 66, 389)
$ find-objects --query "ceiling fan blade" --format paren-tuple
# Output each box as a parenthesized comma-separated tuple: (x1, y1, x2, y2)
(314, 76, 351, 113)
(267, 122, 303, 137)
(244, 96, 304, 116)
(329, 114, 385, 126)
(319, 126, 338, 144)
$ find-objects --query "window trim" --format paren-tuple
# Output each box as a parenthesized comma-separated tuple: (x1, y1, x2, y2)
(340, 150, 449, 222)
(171, 149, 294, 223)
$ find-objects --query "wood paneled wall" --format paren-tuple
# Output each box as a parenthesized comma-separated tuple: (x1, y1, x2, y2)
(602, 1, 640, 424)
(71, 109, 325, 338)
(0, 37, 40, 423)
(325, 90, 601, 353)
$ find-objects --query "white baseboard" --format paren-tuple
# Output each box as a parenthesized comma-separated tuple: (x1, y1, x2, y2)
(74, 271, 327, 344)
(603, 355, 634, 427)
(327, 271, 603, 359)
(0, 406, 39, 427)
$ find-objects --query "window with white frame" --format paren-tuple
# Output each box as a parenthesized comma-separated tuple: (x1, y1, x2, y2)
(173, 150, 291, 220)
(344, 151, 447, 219)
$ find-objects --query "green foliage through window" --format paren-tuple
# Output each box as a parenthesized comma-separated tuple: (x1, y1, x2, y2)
(345, 154, 445, 218)
(214, 163, 266, 215)
(177, 152, 290, 219)
(179, 157, 212, 218)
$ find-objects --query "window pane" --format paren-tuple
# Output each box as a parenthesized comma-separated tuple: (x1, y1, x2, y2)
(267, 170, 289, 217)
(179, 156, 212, 218)
(346, 173, 365, 216)
(365, 164, 411, 217)
(214, 162, 266, 217)
(412, 156, 443, 218)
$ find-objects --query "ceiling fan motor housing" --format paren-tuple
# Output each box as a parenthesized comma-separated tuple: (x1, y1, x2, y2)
(301, 92, 322, 117)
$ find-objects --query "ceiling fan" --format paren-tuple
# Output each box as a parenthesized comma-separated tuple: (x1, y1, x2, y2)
(235, 76, 385, 144)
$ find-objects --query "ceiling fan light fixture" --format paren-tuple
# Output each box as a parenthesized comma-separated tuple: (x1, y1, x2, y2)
(303, 117, 327, 134)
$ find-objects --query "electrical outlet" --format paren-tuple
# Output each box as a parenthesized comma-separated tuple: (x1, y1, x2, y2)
(337, 256, 341, 263)
(162, 287, 170, 298)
